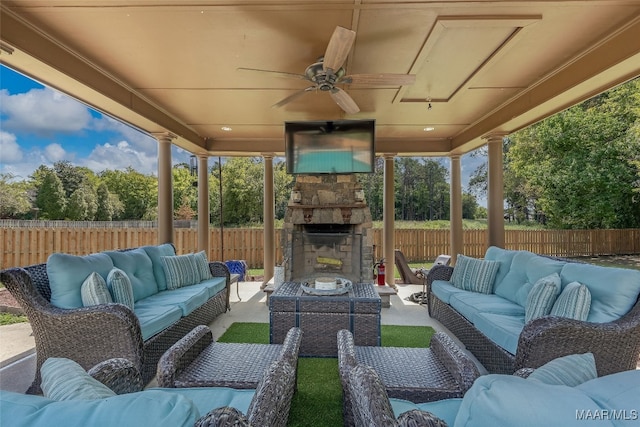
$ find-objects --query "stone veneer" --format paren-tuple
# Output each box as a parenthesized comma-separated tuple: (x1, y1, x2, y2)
(281, 174, 373, 283)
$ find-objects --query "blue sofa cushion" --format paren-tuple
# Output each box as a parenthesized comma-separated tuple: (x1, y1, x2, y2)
(450, 255, 500, 294)
(550, 281, 591, 321)
(524, 255, 566, 287)
(527, 353, 597, 387)
(104, 249, 159, 302)
(193, 251, 213, 282)
(454, 374, 615, 427)
(141, 243, 176, 291)
(132, 302, 183, 340)
(152, 387, 255, 417)
(80, 272, 113, 307)
(472, 312, 524, 355)
(142, 286, 209, 317)
(524, 273, 561, 323)
(161, 254, 200, 290)
(106, 268, 135, 310)
(41, 358, 116, 401)
(191, 277, 227, 299)
(47, 252, 114, 309)
(560, 263, 640, 323)
(491, 250, 536, 303)
(449, 292, 524, 323)
(390, 398, 463, 427)
(0, 389, 199, 427)
(431, 280, 468, 304)
(575, 369, 640, 416)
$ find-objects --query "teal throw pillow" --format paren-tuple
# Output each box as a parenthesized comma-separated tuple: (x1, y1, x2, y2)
(161, 254, 199, 289)
(450, 254, 500, 294)
(525, 273, 561, 323)
(527, 353, 597, 387)
(106, 268, 135, 310)
(80, 272, 113, 307)
(550, 281, 591, 321)
(192, 250, 212, 282)
(41, 357, 116, 400)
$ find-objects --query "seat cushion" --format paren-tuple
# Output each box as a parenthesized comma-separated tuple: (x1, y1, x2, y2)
(449, 292, 524, 323)
(141, 243, 176, 291)
(132, 302, 183, 340)
(47, 252, 114, 309)
(560, 262, 640, 323)
(431, 280, 468, 304)
(143, 286, 209, 317)
(194, 277, 227, 299)
(575, 369, 640, 416)
(390, 398, 462, 427)
(472, 312, 524, 355)
(104, 249, 159, 302)
(152, 387, 255, 418)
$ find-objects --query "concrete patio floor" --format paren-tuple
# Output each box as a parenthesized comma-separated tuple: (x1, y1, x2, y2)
(0, 281, 485, 393)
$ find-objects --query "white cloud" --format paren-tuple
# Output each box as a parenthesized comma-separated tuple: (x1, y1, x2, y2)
(0, 87, 92, 135)
(84, 140, 159, 175)
(44, 143, 67, 163)
(0, 131, 23, 163)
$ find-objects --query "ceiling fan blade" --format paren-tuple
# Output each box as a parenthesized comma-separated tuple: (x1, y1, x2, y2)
(342, 73, 416, 86)
(237, 67, 309, 81)
(272, 87, 315, 108)
(323, 26, 356, 72)
(330, 87, 360, 114)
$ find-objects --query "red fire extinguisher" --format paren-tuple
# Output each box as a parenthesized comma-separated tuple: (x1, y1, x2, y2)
(373, 258, 386, 286)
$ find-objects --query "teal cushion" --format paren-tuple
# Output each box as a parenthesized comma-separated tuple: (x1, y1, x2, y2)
(161, 254, 199, 290)
(560, 263, 640, 323)
(524, 255, 566, 286)
(491, 250, 535, 303)
(431, 280, 468, 304)
(192, 251, 212, 282)
(527, 353, 597, 387)
(141, 244, 176, 291)
(451, 255, 500, 294)
(484, 246, 520, 292)
(197, 276, 227, 299)
(104, 249, 158, 302)
(575, 369, 640, 413)
(550, 281, 591, 321)
(472, 312, 524, 355)
(449, 293, 524, 323)
(390, 397, 462, 426)
(47, 252, 114, 309)
(41, 358, 116, 400)
(514, 282, 533, 307)
(106, 268, 135, 310)
(0, 389, 199, 427)
(524, 273, 561, 323)
(454, 374, 611, 427)
(142, 286, 209, 317)
(132, 302, 183, 340)
(152, 387, 255, 417)
(80, 272, 113, 307)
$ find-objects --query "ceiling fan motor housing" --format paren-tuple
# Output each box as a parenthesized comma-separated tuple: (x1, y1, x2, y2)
(305, 60, 345, 90)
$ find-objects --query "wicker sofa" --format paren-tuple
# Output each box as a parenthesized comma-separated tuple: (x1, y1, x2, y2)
(0, 244, 231, 394)
(426, 246, 640, 375)
(0, 355, 295, 427)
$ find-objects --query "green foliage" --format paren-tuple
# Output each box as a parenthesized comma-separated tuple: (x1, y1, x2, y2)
(100, 167, 157, 220)
(66, 183, 98, 220)
(95, 182, 123, 221)
(0, 174, 32, 218)
(34, 168, 66, 219)
(0, 312, 28, 325)
(221, 158, 264, 225)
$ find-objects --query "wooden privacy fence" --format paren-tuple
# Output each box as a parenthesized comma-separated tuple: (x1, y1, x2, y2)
(1, 226, 639, 270)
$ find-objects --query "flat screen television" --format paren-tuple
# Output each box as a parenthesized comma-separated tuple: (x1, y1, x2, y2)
(285, 119, 375, 174)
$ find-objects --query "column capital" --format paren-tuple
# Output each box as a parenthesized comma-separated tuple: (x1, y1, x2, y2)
(151, 132, 177, 143)
(450, 153, 462, 160)
(381, 153, 397, 160)
(261, 152, 276, 160)
(195, 153, 209, 159)
(482, 133, 508, 144)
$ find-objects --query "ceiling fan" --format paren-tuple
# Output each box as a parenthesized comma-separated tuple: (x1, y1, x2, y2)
(238, 26, 416, 114)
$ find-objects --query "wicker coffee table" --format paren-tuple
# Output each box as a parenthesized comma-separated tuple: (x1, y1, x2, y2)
(269, 281, 381, 357)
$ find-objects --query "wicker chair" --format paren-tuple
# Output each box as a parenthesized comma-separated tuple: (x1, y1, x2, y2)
(0, 255, 230, 394)
(426, 262, 640, 376)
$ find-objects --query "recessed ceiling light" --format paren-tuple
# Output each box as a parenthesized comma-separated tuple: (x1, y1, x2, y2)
(423, 127, 435, 132)
(221, 126, 232, 132)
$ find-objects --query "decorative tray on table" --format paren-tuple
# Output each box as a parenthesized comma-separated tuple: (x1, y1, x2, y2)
(301, 277, 353, 296)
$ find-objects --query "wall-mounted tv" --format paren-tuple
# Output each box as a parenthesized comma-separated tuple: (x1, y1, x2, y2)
(285, 119, 375, 174)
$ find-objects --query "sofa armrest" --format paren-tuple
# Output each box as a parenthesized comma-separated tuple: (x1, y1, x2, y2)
(156, 325, 213, 387)
(430, 332, 480, 393)
(426, 265, 454, 316)
(397, 409, 449, 427)
(516, 299, 640, 376)
(194, 407, 251, 427)
(208, 261, 231, 310)
(89, 358, 144, 394)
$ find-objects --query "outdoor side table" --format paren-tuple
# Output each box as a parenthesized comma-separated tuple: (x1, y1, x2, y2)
(269, 282, 381, 357)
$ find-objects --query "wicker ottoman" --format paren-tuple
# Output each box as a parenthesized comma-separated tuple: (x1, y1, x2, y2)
(157, 325, 302, 389)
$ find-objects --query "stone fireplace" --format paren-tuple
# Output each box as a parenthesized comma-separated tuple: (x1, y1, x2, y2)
(281, 174, 374, 283)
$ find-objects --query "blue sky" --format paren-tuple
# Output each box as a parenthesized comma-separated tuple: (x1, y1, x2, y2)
(0, 64, 486, 205)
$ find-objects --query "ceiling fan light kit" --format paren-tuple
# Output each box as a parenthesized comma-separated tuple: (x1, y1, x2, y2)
(238, 26, 416, 114)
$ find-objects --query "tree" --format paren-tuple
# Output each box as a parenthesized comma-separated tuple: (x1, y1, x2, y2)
(95, 182, 123, 221)
(100, 167, 157, 220)
(172, 164, 197, 218)
(66, 183, 98, 220)
(53, 160, 96, 198)
(462, 192, 479, 219)
(0, 174, 32, 218)
(274, 159, 294, 219)
(222, 158, 264, 225)
(35, 168, 67, 219)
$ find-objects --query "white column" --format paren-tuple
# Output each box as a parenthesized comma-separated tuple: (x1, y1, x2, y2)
(197, 154, 210, 254)
(486, 134, 506, 248)
(383, 153, 396, 288)
(450, 154, 463, 263)
(262, 153, 275, 287)
(154, 133, 175, 245)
